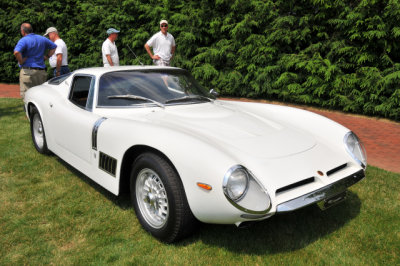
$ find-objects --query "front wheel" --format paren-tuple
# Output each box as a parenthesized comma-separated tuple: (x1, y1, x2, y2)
(130, 152, 197, 242)
(30, 106, 50, 154)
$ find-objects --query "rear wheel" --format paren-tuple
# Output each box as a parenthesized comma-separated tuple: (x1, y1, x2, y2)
(130, 152, 197, 242)
(30, 106, 50, 154)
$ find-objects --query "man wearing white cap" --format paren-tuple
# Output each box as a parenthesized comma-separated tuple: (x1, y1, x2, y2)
(102, 28, 120, 67)
(44, 27, 70, 77)
(145, 20, 175, 66)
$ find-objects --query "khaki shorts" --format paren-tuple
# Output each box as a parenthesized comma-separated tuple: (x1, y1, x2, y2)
(19, 68, 47, 98)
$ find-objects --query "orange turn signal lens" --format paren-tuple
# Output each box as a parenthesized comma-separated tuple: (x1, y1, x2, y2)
(197, 182, 212, 191)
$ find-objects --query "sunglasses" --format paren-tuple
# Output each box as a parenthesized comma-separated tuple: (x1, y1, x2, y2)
(161, 24, 168, 27)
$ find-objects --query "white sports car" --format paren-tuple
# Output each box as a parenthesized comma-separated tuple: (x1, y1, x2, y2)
(24, 66, 367, 242)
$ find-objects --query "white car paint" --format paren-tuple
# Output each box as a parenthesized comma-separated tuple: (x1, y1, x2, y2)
(24, 66, 366, 226)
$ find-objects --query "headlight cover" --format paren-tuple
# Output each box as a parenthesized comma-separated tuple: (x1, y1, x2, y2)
(223, 165, 271, 214)
(223, 166, 249, 202)
(344, 132, 367, 168)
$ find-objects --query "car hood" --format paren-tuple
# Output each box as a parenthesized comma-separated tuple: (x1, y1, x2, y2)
(148, 102, 316, 159)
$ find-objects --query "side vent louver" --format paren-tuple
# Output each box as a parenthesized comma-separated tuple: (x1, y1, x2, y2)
(99, 152, 117, 177)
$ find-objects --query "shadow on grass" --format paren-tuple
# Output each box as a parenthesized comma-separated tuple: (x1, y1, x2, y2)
(56, 155, 361, 254)
(55, 157, 133, 210)
(0, 98, 24, 118)
(185, 191, 361, 254)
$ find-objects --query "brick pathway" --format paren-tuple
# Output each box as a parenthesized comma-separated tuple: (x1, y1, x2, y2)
(1, 84, 20, 98)
(1, 84, 399, 173)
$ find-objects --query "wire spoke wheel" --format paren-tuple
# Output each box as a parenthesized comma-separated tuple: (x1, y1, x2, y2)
(32, 114, 44, 149)
(30, 106, 49, 154)
(136, 168, 169, 228)
(130, 152, 197, 242)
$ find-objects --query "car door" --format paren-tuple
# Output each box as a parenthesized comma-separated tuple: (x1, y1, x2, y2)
(50, 74, 100, 165)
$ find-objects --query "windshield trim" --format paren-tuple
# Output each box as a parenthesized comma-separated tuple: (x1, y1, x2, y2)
(96, 100, 211, 109)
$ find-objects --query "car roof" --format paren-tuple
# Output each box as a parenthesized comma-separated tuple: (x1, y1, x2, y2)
(73, 65, 183, 76)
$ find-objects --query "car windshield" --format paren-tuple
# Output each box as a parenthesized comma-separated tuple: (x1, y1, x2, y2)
(97, 69, 214, 107)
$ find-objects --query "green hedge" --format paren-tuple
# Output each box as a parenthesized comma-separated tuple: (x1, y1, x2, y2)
(1, 0, 399, 120)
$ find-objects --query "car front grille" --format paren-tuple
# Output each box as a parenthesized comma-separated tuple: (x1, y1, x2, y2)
(275, 163, 349, 195)
(326, 163, 348, 176)
(276, 177, 315, 195)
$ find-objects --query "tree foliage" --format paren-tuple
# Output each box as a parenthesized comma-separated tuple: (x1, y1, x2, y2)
(1, 0, 399, 120)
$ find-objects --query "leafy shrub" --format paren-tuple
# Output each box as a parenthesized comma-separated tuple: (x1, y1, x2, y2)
(1, 0, 399, 120)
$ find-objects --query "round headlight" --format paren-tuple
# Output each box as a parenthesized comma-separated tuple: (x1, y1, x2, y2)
(344, 132, 367, 168)
(223, 166, 249, 202)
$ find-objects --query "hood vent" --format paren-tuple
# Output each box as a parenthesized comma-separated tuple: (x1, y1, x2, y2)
(327, 163, 348, 176)
(276, 177, 315, 195)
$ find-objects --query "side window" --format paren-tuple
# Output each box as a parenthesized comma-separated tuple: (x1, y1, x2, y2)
(70, 76, 93, 109)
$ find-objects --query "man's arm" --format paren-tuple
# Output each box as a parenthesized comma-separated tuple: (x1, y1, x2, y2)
(47, 49, 56, 58)
(45, 39, 57, 61)
(44, 48, 56, 63)
(106, 54, 114, 66)
(14, 51, 26, 65)
(14, 39, 28, 66)
(56, 53, 63, 76)
(144, 43, 160, 60)
(171, 45, 176, 60)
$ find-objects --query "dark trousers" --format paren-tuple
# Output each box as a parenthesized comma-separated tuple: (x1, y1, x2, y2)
(53, 65, 70, 77)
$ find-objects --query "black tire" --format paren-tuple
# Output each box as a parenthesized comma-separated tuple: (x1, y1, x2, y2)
(130, 152, 197, 243)
(30, 106, 50, 154)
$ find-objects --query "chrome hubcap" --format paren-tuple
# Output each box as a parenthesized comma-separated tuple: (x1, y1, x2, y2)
(136, 168, 169, 228)
(33, 114, 44, 149)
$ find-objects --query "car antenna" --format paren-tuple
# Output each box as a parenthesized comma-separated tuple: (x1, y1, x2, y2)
(127, 45, 144, 66)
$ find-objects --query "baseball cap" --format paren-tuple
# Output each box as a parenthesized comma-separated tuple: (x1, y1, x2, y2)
(107, 28, 120, 35)
(160, 20, 168, 25)
(44, 27, 58, 36)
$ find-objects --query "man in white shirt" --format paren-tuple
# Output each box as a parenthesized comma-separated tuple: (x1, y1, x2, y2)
(102, 28, 120, 67)
(145, 20, 175, 66)
(44, 27, 70, 77)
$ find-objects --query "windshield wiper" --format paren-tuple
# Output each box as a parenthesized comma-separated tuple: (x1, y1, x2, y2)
(164, 95, 212, 104)
(108, 94, 165, 108)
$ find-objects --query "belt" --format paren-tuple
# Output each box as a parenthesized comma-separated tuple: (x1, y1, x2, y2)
(22, 67, 46, 70)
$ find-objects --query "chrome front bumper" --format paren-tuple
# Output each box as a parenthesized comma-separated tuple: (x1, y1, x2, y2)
(276, 169, 365, 213)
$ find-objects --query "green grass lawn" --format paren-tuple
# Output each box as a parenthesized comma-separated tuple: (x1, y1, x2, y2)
(0, 98, 399, 265)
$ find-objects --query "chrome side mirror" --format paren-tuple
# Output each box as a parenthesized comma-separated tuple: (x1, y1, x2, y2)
(209, 89, 219, 97)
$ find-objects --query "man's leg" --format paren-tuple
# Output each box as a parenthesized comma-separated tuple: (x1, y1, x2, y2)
(60, 66, 70, 75)
(154, 59, 170, 66)
(30, 69, 48, 87)
(38, 70, 48, 84)
(19, 68, 33, 98)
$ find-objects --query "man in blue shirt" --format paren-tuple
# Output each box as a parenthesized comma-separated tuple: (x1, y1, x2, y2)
(14, 23, 57, 98)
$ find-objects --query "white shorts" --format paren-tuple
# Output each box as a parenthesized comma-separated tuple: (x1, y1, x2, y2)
(153, 59, 170, 66)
